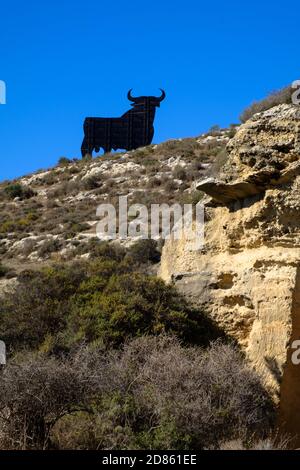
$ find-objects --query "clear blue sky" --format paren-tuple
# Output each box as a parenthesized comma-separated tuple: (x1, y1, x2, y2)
(1, 0, 299, 181)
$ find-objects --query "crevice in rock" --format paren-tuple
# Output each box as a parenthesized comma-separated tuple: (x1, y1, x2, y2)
(278, 266, 300, 446)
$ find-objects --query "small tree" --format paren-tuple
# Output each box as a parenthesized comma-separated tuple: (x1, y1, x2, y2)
(0, 347, 108, 449)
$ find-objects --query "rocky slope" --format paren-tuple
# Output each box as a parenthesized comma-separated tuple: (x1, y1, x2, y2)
(0, 129, 232, 283)
(160, 104, 300, 441)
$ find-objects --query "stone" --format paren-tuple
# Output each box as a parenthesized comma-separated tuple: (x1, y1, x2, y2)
(159, 104, 300, 443)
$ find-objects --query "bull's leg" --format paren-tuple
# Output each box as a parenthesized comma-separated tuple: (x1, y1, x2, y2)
(103, 146, 112, 154)
(81, 137, 93, 158)
(147, 127, 154, 146)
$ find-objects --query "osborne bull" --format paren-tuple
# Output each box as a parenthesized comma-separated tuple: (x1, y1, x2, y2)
(81, 89, 166, 157)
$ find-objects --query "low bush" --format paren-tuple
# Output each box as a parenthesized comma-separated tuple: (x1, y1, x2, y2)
(164, 179, 179, 192)
(0, 214, 37, 234)
(211, 148, 229, 176)
(0, 254, 220, 352)
(0, 263, 8, 278)
(82, 175, 101, 190)
(67, 271, 215, 347)
(58, 157, 72, 166)
(172, 165, 187, 180)
(37, 238, 63, 258)
(3, 183, 35, 200)
(0, 336, 275, 449)
(126, 239, 161, 264)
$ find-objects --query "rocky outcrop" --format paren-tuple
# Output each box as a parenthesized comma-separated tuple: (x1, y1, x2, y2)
(197, 159, 300, 204)
(160, 104, 300, 442)
(197, 104, 300, 204)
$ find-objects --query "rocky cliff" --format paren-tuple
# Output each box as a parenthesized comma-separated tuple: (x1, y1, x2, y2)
(160, 104, 300, 440)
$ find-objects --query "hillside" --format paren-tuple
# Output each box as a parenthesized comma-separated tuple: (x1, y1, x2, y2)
(1, 99, 299, 450)
(0, 127, 233, 277)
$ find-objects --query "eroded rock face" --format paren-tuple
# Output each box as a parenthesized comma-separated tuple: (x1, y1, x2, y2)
(224, 103, 300, 181)
(197, 103, 300, 204)
(160, 104, 300, 441)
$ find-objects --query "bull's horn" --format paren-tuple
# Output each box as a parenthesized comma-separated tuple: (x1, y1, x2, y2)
(127, 89, 137, 102)
(157, 89, 166, 101)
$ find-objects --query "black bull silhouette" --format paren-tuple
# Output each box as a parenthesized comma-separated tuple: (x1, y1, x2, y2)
(81, 89, 166, 157)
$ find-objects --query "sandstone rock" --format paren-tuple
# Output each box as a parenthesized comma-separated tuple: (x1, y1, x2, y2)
(160, 104, 300, 442)
(197, 104, 300, 204)
(224, 104, 300, 181)
(197, 160, 300, 204)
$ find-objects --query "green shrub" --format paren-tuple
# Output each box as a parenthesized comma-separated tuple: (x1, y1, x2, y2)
(3, 183, 35, 200)
(179, 190, 203, 205)
(0, 213, 37, 234)
(211, 148, 229, 176)
(0, 263, 86, 351)
(208, 124, 221, 135)
(58, 157, 72, 166)
(172, 165, 187, 180)
(146, 176, 162, 188)
(0, 256, 221, 352)
(82, 175, 101, 190)
(126, 239, 161, 264)
(37, 238, 63, 258)
(77, 239, 127, 260)
(66, 270, 220, 348)
(0, 263, 8, 278)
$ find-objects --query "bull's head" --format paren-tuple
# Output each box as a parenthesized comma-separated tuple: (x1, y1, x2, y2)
(127, 89, 166, 108)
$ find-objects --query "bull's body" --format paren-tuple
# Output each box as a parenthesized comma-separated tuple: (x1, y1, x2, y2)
(81, 90, 165, 157)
